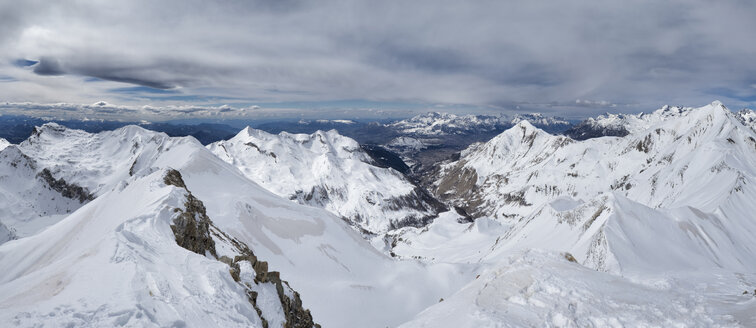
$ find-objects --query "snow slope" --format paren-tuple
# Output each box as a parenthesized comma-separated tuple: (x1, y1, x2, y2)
(430, 101, 756, 274)
(564, 103, 749, 140)
(380, 101, 756, 326)
(434, 101, 754, 217)
(0, 145, 86, 240)
(1, 124, 474, 328)
(18, 123, 187, 196)
(400, 250, 754, 327)
(0, 138, 9, 151)
(738, 108, 755, 131)
(0, 170, 273, 327)
(208, 127, 444, 233)
(0, 123, 198, 240)
(4, 102, 756, 327)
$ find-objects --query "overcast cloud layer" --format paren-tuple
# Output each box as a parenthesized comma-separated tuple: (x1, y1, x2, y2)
(0, 0, 755, 119)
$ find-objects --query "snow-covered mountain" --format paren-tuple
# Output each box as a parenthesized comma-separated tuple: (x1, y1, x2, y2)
(384, 112, 571, 175)
(0, 123, 472, 328)
(382, 101, 756, 326)
(208, 127, 445, 234)
(0, 138, 9, 151)
(426, 101, 756, 271)
(738, 108, 756, 131)
(3, 101, 756, 327)
(389, 112, 570, 137)
(0, 168, 318, 327)
(563, 104, 744, 140)
(0, 144, 88, 240)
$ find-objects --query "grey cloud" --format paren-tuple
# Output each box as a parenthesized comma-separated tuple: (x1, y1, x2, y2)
(32, 57, 65, 75)
(0, 101, 264, 120)
(1, 0, 755, 118)
(574, 100, 618, 108)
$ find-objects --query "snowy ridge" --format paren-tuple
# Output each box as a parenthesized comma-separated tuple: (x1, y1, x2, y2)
(738, 108, 756, 131)
(0, 221, 14, 244)
(0, 138, 9, 151)
(509, 113, 571, 127)
(208, 127, 444, 233)
(430, 101, 756, 274)
(18, 123, 198, 196)
(392, 102, 756, 326)
(0, 123, 473, 328)
(0, 169, 315, 327)
(565, 101, 745, 140)
(389, 112, 569, 137)
(387, 136, 428, 150)
(0, 145, 86, 240)
(0, 123, 199, 240)
(401, 250, 750, 327)
(3, 102, 756, 327)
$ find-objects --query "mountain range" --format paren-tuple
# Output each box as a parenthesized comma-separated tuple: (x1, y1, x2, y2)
(1, 101, 755, 327)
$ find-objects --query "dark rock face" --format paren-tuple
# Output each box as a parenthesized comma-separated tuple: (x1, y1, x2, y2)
(163, 169, 319, 328)
(386, 187, 448, 230)
(290, 179, 447, 232)
(164, 169, 216, 257)
(433, 164, 486, 218)
(226, 242, 319, 328)
(163, 169, 188, 189)
(361, 144, 410, 174)
(37, 168, 94, 203)
(564, 122, 629, 140)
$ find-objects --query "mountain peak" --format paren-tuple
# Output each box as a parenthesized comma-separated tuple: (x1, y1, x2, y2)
(503, 119, 549, 139)
(33, 122, 67, 134)
(231, 126, 272, 141)
(710, 100, 725, 108)
(0, 138, 10, 151)
(514, 119, 536, 130)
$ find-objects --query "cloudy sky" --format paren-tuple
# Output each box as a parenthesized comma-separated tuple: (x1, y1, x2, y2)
(1, 0, 755, 120)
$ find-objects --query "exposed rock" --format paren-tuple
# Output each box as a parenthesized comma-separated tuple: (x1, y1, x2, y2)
(564, 123, 629, 140)
(164, 169, 319, 328)
(37, 168, 94, 203)
(164, 169, 216, 258)
(563, 252, 578, 263)
(361, 144, 410, 174)
(386, 187, 448, 229)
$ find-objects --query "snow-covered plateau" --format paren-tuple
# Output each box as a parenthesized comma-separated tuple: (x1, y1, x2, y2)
(0, 101, 755, 327)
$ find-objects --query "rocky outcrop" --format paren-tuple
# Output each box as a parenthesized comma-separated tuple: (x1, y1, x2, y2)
(564, 122, 629, 140)
(164, 169, 319, 328)
(219, 236, 319, 328)
(164, 169, 217, 257)
(385, 187, 448, 229)
(432, 163, 487, 218)
(37, 168, 94, 203)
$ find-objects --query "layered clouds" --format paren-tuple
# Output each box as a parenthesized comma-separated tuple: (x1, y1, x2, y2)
(1, 0, 755, 119)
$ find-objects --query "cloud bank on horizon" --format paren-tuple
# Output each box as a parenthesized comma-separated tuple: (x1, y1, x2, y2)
(0, 0, 755, 119)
